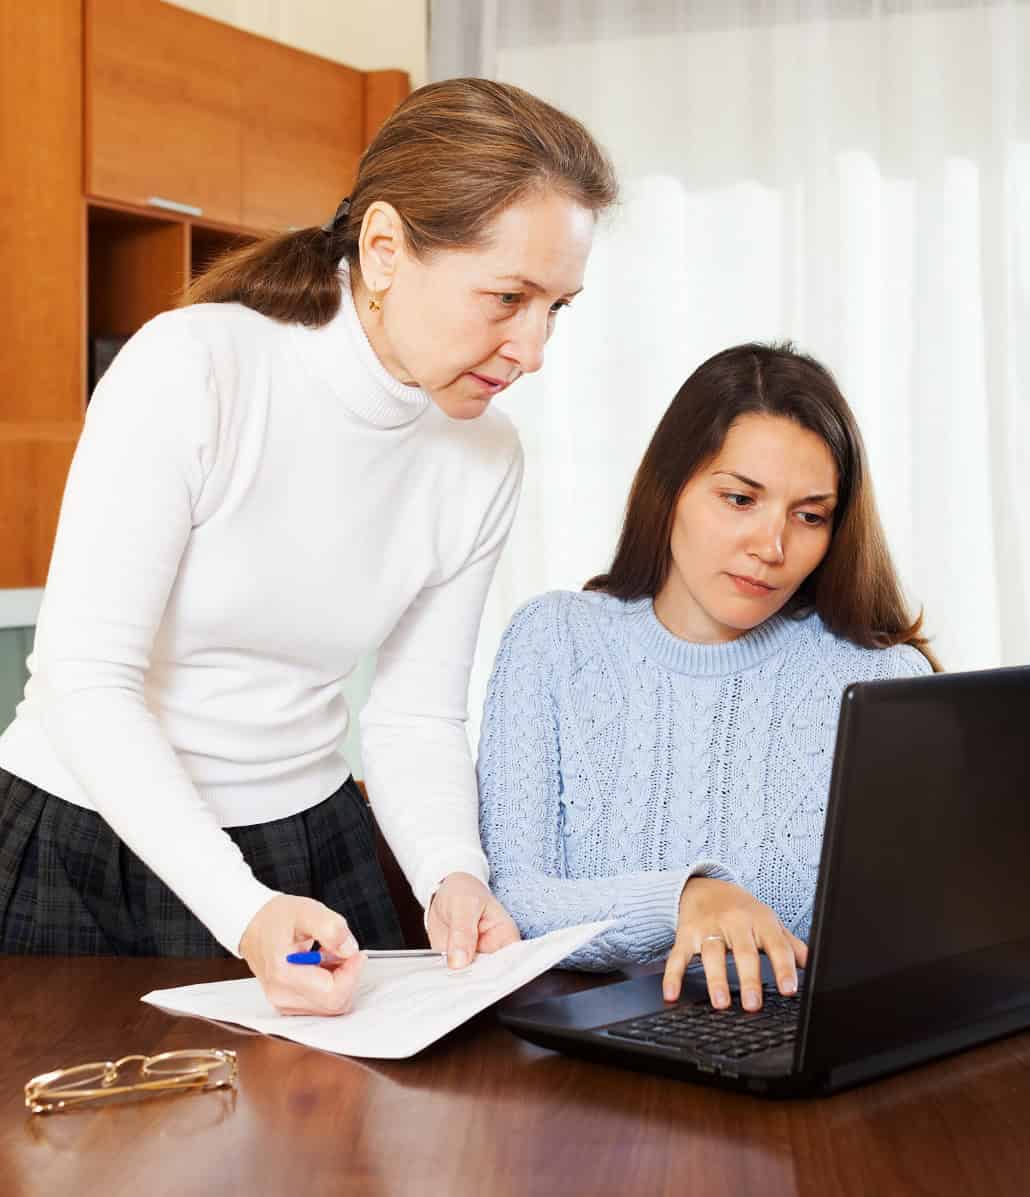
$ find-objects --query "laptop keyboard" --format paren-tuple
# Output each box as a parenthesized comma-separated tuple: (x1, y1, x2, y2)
(603, 992, 800, 1060)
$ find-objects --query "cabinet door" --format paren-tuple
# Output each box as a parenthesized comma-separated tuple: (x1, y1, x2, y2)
(364, 70, 411, 146)
(1, 3, 83, 587)
(86, 0, 243, 225)
(240, 37, 365, 232)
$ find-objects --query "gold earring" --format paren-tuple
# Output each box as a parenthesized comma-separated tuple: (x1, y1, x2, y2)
(368, 289, 383, 313)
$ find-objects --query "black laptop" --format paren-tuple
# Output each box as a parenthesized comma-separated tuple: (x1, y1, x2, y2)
(499, 666, 1030, 1097)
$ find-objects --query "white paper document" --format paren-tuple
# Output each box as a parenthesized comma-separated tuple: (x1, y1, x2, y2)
(142, 920, 612, 1059)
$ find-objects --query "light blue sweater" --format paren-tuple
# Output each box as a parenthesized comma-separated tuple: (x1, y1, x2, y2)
(477, 590, 933, 970)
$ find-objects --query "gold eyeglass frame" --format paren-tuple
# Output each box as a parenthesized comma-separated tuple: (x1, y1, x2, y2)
(25, 1048, 238, 1115)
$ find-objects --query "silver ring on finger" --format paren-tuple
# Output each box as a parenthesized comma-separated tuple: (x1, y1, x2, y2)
(700, 934, 726, 947)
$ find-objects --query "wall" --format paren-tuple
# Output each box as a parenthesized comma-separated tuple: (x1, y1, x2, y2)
(0, 628, 32, 738)
(0, 591, 40, 735)
(164, 0, 428, 86)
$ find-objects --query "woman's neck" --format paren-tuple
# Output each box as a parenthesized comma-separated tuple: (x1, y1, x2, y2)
(348, 268, 418, 386)
(652, 580, 747, 645)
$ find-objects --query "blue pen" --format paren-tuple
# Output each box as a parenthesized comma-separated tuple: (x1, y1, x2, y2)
(287, 948, 443, 965)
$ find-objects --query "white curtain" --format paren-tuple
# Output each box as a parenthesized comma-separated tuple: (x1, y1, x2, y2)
(429, 0, 1030, 751)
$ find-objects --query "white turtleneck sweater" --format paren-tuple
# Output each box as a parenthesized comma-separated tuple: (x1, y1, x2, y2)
(0, 272, 523, 954)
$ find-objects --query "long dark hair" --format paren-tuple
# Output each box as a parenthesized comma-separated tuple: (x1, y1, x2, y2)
(181, 78, 617, 326)
(585, 343, 940, 670)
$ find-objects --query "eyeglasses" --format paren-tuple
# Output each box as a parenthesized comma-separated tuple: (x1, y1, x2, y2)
(25, 1048, 238, 1115)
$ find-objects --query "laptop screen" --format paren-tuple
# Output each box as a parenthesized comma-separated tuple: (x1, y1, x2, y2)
(800, 667, 1030, 1082)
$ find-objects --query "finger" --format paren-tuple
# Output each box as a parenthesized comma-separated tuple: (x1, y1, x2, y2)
(445, 898, 484, 970)
(426, 920, 447, 953)
(726, 924, 763, 1011)
(323, 951, 366, 1014)
(272, 951, 365, 1016)
(266, 961, 335, 1013)
(756, 921, 798, 997)
(699, 935, 731, 1009)
(788, 931, 809, 969)
(304, 904, 359, 959)
(425, 896, 447, 952)
(662, 940, 694, 1002)
(476, 909, 520, 955)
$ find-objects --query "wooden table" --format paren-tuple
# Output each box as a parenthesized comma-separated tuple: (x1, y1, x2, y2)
(2, 957, 1029, 1197)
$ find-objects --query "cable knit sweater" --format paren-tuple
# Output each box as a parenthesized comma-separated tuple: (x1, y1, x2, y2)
(477, 590, 933, 970)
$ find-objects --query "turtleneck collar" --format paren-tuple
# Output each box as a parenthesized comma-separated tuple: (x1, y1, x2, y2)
(623, 596, 803, 676)
(291, 260, 431, 429)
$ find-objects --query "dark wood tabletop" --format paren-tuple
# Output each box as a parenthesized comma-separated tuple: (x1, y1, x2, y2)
(2, 956, 1029, 1197)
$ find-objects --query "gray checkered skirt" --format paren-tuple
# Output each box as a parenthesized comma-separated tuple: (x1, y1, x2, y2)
(0, 767, 403, 956)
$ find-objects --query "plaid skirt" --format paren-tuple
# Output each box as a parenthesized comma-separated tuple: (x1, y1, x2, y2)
(0, 767, 403, 956)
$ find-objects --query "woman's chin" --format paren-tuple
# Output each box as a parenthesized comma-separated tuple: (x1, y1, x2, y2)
(718, 597, 791, 634)
(429, 392, 493, 421)
(701, 601, 777, 640)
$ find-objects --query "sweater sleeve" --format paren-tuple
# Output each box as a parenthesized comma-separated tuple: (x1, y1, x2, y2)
(359, 438, 524, 910)
(477, 597, 733, 972)
(30, 318, 276, 955)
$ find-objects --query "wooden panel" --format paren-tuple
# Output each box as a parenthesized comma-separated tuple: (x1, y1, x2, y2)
(240, 36, 364, 232)
(364, 70, 411, 146)
(88, 205, 189, 339)
(0, 433, 80, 588)
(190, 225, 254, 278)
(0, 3, 83, 423)
(86, 0, 243, 225)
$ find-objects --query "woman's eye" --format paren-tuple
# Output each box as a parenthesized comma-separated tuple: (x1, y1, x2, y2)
(798, 511, 827, 526)
(723, 492, 754, 509)
(497, 293, 521, 306)
(549, 299, 571, 314)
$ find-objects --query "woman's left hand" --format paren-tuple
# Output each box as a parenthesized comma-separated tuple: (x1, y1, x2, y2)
(426, 872, 520, 969)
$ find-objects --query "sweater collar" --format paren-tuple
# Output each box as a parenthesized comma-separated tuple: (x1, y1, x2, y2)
(294, 260, 431, 429)
(623, 596, 802, 676)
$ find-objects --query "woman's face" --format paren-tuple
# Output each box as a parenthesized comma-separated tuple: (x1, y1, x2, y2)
(356, 190, 596, 420)
(653, 414, 839, 644)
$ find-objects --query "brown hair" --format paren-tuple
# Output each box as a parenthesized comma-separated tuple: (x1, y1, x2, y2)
(181, 78, 617, 325)
(585, 343, 940, 670)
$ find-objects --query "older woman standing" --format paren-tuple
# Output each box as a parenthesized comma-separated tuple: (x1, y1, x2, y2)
(0, 79, 617, 1016)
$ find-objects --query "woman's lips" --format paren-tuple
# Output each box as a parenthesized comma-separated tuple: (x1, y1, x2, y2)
(728, 573, 777, 596)
(467, 371, 508, 394)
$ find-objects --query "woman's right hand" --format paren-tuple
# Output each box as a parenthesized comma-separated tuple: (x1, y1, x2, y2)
(239, 894, 366, 1016)
(663, 877, 807, 1012)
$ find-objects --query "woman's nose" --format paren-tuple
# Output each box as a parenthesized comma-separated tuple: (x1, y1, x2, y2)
(501, 311, 548, 375)
(750, 522, 785, 565)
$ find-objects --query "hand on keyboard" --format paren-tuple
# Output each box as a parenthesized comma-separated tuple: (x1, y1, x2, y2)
(663, 877, 808, 1013)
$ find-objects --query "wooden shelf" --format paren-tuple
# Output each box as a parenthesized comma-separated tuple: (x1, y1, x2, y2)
(88, 203, 188, 339)
(190, 225, 255, 279)
(86, 197, 258, 398)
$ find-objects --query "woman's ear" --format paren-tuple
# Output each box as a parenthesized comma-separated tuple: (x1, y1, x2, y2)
(357, 201, 405, 294)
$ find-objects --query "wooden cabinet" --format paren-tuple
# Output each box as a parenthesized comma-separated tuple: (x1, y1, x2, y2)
(3, 3, 409, 589)
(86, 0, 244, 226)
(88, 204, 190, 338)
(85, 198, 257, 395)
(364, 71, 412, 147)
(86, 0, 374, 233)
(0, 3, 83, 587)
(239, 37, 364, 232)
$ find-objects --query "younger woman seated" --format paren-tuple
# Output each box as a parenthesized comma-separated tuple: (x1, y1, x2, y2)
(477, 342, 938, 1013)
